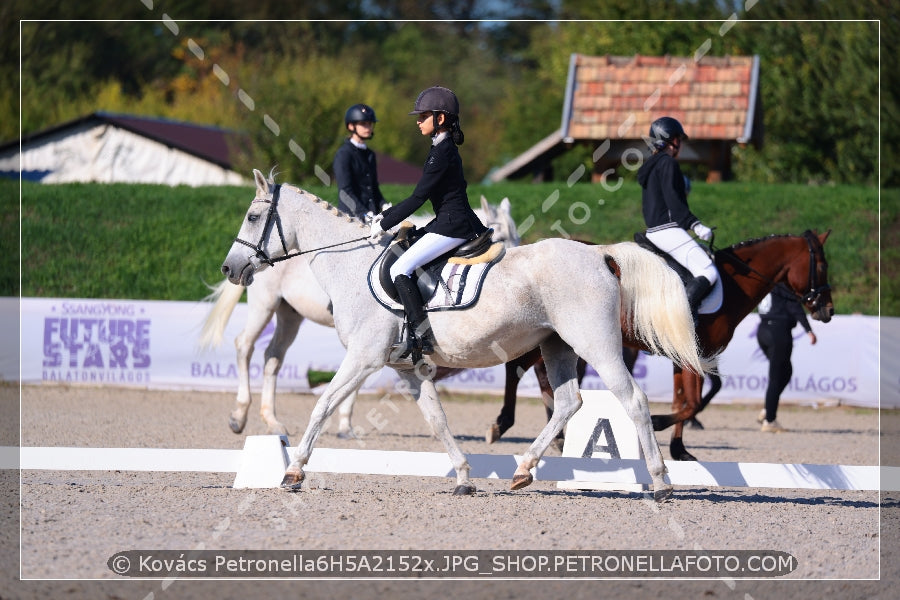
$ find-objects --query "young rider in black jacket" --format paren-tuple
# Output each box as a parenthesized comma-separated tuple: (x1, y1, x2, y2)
(638, 116, 717, 315)
(368, 87, 487, 357)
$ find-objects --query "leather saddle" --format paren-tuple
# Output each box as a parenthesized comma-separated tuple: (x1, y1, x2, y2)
(378, 223, 496, 303)
(633, 231, 723, 314)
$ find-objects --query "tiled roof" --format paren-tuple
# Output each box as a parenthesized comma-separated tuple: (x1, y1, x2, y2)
(562, 54, 760, 143)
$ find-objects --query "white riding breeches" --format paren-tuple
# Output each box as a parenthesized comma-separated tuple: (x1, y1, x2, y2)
(390, 232, 468, 279)
(645, 227, 718, 284)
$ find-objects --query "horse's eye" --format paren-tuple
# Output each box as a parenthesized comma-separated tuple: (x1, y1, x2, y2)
(248, 214, 260, 223)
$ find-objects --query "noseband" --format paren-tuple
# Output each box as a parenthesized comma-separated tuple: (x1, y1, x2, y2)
(233, 183, 371, 267)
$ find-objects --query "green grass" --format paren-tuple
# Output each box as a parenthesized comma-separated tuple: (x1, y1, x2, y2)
(9, 177, 885, 315)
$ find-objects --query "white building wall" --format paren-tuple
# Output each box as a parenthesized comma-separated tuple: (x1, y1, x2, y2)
(0, 123, 245, 186)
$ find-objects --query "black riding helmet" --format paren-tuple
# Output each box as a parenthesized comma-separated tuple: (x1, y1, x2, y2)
(408, 86, 459, 116)
(345, 104, 377, 125)
(409, 86, 464, 144)
(649, 116, 688, 151)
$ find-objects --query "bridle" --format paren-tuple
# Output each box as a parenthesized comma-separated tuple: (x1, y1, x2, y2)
(799, 229, 831, 312)
(716, 230, 830, 311)
(233, 184, 368, 267)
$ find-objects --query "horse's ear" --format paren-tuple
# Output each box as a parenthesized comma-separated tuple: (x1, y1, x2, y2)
(500, 197, 511, 213)
(820, 229, 831, 244)
(480, 195, 490, 214)
(253, 169, 269, 195)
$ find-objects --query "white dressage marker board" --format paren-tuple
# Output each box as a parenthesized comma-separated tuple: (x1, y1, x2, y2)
(557, 390, 647, 492)
(6, 440, 894, 492)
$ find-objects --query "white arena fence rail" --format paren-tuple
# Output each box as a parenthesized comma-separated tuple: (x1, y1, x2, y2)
(4, 391, 895, 493)
(3, 297, 890, 408)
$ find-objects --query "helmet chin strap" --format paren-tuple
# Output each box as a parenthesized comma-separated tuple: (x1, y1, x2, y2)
(350, 124, 373, 141)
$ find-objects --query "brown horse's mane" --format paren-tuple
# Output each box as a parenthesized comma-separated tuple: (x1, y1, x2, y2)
(726, 232, 801, 251)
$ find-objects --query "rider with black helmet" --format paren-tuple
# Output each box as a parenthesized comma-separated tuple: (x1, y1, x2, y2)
(368, 86, 487, 358)
(333, 103, 387, 220)
(638, 116, 717, 316)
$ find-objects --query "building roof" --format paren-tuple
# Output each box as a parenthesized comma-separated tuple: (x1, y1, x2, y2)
(490, 53, 761, 182)
(1, 111, 243, 169)
(562, 53, 761, 143)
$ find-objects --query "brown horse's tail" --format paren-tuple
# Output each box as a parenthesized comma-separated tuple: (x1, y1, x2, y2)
(603, 242, 715, 375)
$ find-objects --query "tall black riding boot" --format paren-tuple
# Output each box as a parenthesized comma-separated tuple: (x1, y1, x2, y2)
(684, 275, 712, 320)
(392, 274, 435, 357)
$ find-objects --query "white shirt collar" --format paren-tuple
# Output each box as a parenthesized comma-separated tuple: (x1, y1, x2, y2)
(350, 138, 367, 150)
(432, 131, 449, 146)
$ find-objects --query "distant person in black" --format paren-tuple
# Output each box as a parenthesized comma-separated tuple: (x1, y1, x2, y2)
(333, 103, 387, 220)
(756, 283, 818, 432)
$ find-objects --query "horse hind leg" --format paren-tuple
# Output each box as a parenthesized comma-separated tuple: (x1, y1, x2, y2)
(512, 336, 581, 490)
(336, 390, 358, 439)
(229, 303, 277, 434)
(488, 348, 542, 444)
(258, 302, 303, 435)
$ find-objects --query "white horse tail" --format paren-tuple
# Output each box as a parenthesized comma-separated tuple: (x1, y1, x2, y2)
(603, 242, 714, 375)
(197, 279, 245, 350)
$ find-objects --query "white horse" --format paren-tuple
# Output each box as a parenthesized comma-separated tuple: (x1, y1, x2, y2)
(220, 169, 712, 500)
(198, 196, 520, 437)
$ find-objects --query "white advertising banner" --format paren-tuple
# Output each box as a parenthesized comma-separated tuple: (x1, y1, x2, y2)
(9, 297, 886, 408)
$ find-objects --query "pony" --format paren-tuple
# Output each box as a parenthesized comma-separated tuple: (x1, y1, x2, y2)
(486, 231, 834, 461)
(219, 169, 713, 500)
(198, 196, 520, 437)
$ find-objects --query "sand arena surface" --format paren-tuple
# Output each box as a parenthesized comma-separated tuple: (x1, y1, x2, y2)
(3, 383, 898, 599)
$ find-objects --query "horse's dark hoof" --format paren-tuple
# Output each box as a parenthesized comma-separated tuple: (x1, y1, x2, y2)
(685, 418, 704, 430)
(651, 414, 670, 431)
(653, 485, 674, 502)
(228, 417, 245, 434)
(551, 437, 565, 453)
(453, 484, 476, 496)
(673, 451, 698, 461)
(336, 430, 357, 440)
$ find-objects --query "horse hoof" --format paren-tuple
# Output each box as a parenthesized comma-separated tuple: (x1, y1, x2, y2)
(486, 424, 501, 444)
(228, 417, 245, 434)
(266, 424, 288, 436)
(280, 471, 304, 491)
(650, 415, 669, 432)
(685, 418, 704, 430)
(551, 437, 565, 453)
(336, 430, 356, 440)
(510, 471, 533, 490)
(653, 485, 674, 502)
(673, 451, 698, 461)
(453, 484, 476, 496)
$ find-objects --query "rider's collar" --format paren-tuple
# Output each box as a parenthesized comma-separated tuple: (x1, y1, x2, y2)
(350, 138, 367, 150)
(432, 131, 449, 146)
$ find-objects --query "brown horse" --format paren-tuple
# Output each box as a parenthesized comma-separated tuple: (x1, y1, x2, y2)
(488, 230, 834, 461)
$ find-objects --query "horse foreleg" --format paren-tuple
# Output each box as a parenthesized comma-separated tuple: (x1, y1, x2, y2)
(282, 355, 380, 491)
(487, 347, 541, 443)
(513, 337, 581, 490)
(259, 302, 303, 435)
(405, 372, 474, 495)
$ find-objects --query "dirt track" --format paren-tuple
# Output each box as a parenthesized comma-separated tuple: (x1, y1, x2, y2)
(4, 383, 899, 599)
